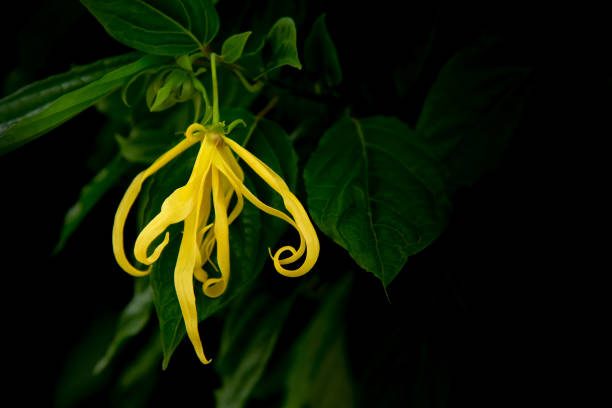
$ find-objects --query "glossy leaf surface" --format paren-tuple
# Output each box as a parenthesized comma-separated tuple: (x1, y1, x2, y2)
(304, 116, 451, 286)
(0, 54, 167, 154)
(81, 0, 219, 55)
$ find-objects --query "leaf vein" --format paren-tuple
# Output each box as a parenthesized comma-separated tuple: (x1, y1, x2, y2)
(351, 117, 386, 284)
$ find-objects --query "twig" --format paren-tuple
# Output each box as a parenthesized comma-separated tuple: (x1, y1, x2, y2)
(242, 95, 279, 147)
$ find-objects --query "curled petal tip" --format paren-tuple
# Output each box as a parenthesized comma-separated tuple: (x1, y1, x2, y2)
(203, 278, 227, 298)
(194, 347, 212, 365)
(139, 231, 170, 265)
(185, 123, 207, 138)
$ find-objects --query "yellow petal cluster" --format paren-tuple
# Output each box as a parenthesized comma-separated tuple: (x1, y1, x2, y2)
(112, 122, 319, 364)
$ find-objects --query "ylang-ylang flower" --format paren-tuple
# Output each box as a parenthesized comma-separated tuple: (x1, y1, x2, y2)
(112, 120, 319, 364)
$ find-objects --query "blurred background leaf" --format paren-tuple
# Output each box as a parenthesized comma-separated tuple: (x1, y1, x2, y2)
(283, 275, 354, 408)
(94, 277, 154, 374)
(54, 315, 117, 408)
(110, 332, 163, 408)
(416, 37, 532, 192)
(214, 286, 296, 408)
(54, 155, 133, 253)
(304, 14, 342, 88)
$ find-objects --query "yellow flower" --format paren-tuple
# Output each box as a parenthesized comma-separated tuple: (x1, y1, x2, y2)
(112, 122, 319, 364)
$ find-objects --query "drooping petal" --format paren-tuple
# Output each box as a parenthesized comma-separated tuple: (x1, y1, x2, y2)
(133, 138, 213, 265)
(196, 145, 244, 280)
(203, 164, 231, 298)
(173, 160, 211, 365)
(223, 137, 320, 278)
(216, 148, 307, 266)
(215, 153, 244, 225)
(215, 151, 296, 226)
(196, 171, 213, 243)
(270, 194, 320, 277)
(112, 137, 199, 276)
(218, 144, 244, 182)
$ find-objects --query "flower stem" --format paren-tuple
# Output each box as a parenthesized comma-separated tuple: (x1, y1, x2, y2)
(211, 53, 220, 125)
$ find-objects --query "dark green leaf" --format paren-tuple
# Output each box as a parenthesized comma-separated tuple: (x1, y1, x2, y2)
(0, 53, 139, 123)
(0, 54, 167, 154)
(111, 333, 162, 408)
(140, 109, 298, 367)
(116, 128, 176, 164)
(221, 31, 252, 63)
(284, 276, 354, 408)
(80, 0, 219, 55)
(94, 278, 154, 374)
(238, 17, 302, 80)
(54, 155, 133, 254)
(260, 17, 302, 77)
(303, 116, 451, 287)
(416, 39, 531, 191)
(215, 289, 296, 408)
(304, 14, 342, 87)
(54, 315, 116, 408)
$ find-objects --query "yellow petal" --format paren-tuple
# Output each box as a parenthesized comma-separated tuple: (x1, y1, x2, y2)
(215, 151, 296, 226)
(270, 193, 320, 277)
(112, 137, 199, 276)
(223, 137, 319, 278)
(174, 154, 211, 365)
(133, 138, 213, 265)
(196, 171, 213, 243)
(213, 151, 244, 225)
(203, 164, 230, 298)
(219, 144, 244, 181)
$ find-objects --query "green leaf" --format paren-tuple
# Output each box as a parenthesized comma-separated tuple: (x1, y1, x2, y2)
(80, 0, 219, 55)
(0, 53, 139, 124)
(238, 17, 302, 80)
(260, 17, 302, 77)
(54, 315, 116, 408)
(221, 31, 252, 63)
(304, 14, 342, 87)
(140, 109, 298, 367)
(148, 70, 187, 111)
(0, 54, 167, 154)
(54, 155, 132, 254)
(303, 116, 451, 287)
(94, 278, 154, 374)
(283, 276, 354, 408)
(416, 39, 531, 191)
(215, 288, 296, 408)
(116, 128, 176, 164)
(111, 332, 162, 408)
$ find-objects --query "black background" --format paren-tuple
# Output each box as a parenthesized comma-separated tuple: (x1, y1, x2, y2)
(1, 1, 607, 406)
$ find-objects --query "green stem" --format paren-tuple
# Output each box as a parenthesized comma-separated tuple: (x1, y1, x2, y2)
(211, 53, 220, 124)
(192, 94, 201, 123)
(242, 96, 279, 147)
(233, 69, 264, 93)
